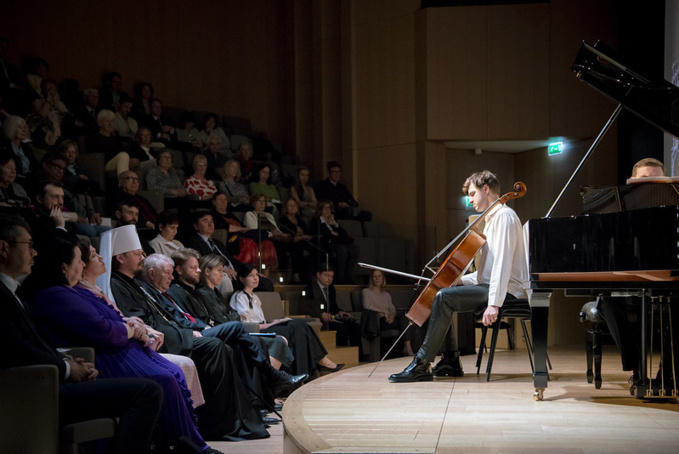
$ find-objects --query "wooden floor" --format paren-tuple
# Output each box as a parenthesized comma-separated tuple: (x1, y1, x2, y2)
(209, 346, 679, 454)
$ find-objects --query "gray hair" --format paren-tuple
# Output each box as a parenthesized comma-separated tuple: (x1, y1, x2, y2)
(2, 115, 26, 140)
(143, 253, 174, 276)
(97, 109, 115, 126)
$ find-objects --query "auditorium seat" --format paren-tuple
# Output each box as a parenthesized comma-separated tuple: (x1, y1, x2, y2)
(0, 347, 117, 454)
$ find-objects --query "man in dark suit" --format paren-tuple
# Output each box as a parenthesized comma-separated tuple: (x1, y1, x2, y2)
(0, 215, 163, 454)
(183, 210, 274, 292)
(300, 265, 361, 347)
(138, 98, 178, 148)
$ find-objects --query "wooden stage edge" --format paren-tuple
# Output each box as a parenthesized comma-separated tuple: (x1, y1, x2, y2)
(281, 347, 679, 454)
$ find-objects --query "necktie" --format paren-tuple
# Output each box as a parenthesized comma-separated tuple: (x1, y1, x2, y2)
(207, 238, 233, 268)
(162, 292, 196, 322)
(322, 286, 329, 303)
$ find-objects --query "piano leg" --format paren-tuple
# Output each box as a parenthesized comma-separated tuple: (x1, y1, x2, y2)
(531, 291, 551, 401)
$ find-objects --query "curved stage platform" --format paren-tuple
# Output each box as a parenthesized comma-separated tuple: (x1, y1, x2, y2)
(281, 348, 679, 454)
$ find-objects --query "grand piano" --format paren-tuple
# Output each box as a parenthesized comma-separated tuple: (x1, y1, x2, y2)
(528, 40, 679, 400)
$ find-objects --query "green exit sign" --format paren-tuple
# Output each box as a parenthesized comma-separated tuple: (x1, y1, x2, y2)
(548, 142, 563, 156)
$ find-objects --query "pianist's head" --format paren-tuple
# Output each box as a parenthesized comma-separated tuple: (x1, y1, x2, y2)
(631, 158, 664, 179)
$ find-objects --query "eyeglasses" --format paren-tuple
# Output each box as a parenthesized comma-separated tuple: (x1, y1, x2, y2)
(122, 177, 139, 182)
(50, 163, 66, 171)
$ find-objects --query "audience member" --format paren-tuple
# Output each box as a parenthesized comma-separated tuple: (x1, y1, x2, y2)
(146, 148, 185, 201)
(25, 57, 49, 97)
(217, 158, 251, 211)
(28, 79, 65, 149)
(85, 109, 131, 176)
(71, 88, 100, 136)
(211, 192, 277, 270)
(2, 115, 39, 179)
(311, 200, 360, 284)
(203, 134, 229, 180)
(277, 198, 314, 283)
(198, 113, 230, 154)
(248, 163, 281, 213)
(25, 234, 222, 453)
(183, 210, 240, 291)
(237, 141, 254, 181)
(149, 210, 185, 257)
(112, 200, 154, 256)
(132, 82, 154, 118)
(289, 166, 318, 219)
(0, 150, 30, 209)
(57, 139, 100, 195)
(127, 126, 159, 173)
(184, 154, 217, 201)
(0, 215, 164, 454)
(196, 254, 237, 323)
(175, 110, 203, 150)
(231, 262, 344, 376)
(113, 94, 138, 141)
(362, 268, 414, 356)
(98, 72, 127, 112)
(139, 98, 177, 147)
(32, 153, 109, 239)
(116, 170, 158, 229)
(243, 193, 287, 272)
(315, 161, 372, 221)
(300, 266, 361, 347)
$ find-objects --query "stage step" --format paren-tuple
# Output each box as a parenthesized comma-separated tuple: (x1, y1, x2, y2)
(325, 346, 360, 369)
(318, 330, 360, 369)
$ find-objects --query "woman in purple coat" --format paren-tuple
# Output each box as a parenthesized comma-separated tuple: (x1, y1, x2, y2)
(25, 234, 222, 454)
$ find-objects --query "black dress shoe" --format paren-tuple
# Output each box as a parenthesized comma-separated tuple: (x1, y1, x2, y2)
(274, 403, 283, 411)
(318, 363, 345, 373)
(271, 370, 308, 394)
(389, 358, 433, 383)
(433, 352, 464, 377)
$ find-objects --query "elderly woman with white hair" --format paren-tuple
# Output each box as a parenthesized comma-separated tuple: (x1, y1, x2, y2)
(2, 115, 39, 179)
(184, 154, 217, 201)
(85, 109, 139, 176)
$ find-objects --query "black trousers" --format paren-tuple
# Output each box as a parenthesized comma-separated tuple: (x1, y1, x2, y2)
(190, 336, 269, 441)
(60, 377, 163, 454)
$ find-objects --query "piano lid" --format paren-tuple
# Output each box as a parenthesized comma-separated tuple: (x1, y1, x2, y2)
(572, 40, 679, 140)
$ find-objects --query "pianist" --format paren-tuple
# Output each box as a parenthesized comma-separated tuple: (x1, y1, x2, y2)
(630, 157, 664, 179)
(389, 170, 529, 383)
(599, 157, 676, 389)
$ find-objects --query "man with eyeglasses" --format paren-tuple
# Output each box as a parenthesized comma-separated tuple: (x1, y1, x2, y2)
(0, 215, 164, 453)
(115, 170, 158, 230)
(31, 152, 110, 239)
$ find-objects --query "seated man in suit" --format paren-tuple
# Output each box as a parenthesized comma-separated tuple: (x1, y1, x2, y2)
(300, 265, 361, 347)
(0, 215, 163, 454)
(183, 210, 274, 293)
(115, 170, 158, 230)
(314, 161, 372, 221)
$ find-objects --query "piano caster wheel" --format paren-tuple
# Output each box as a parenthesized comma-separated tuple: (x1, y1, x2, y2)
(533, 388, 544, 401)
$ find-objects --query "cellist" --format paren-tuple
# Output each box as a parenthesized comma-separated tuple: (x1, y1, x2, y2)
(389, 170, 529, 382)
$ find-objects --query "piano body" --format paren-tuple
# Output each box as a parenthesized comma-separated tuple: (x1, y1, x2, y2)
(528, 41, 679, 400)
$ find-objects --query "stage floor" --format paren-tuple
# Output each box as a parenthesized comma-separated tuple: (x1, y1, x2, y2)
(278, 347, 679, 454)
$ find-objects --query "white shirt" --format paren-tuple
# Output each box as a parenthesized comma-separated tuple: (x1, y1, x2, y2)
(461, 204, 529, 307)
(230, 290, 266, 323)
